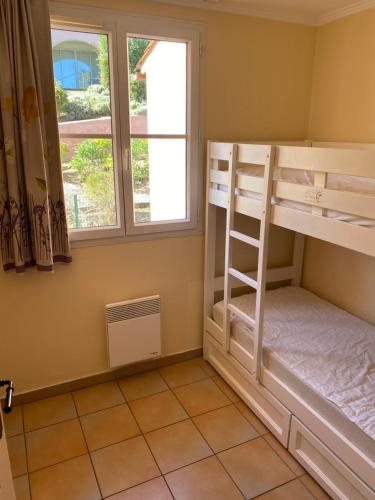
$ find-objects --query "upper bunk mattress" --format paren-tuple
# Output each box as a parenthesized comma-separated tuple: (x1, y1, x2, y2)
(219, 165, 375, 228)
(212, 287, 375, 449)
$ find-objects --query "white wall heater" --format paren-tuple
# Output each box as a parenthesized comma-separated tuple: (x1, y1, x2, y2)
(106, 295, 161, 368)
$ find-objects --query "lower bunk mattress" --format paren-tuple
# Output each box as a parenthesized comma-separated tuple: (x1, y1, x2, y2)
(212, 286, 375, 460)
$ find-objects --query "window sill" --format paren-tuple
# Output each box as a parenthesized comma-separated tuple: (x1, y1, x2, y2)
(69, 225, 203, 249)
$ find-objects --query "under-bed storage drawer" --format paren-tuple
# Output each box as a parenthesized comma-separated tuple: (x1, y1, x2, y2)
(205, 332, 291, 446)
(289, 417, 375, 500)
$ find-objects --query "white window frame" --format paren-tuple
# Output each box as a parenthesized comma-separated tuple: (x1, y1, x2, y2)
(50, 3, 202, 243)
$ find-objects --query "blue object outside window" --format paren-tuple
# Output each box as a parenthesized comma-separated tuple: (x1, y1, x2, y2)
(53, 48, 99, 89)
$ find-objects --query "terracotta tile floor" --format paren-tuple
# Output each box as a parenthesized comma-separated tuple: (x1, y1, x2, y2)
(4, 357, 331, 499)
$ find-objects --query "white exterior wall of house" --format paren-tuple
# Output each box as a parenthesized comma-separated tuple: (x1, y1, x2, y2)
(141, 42, 187, 222)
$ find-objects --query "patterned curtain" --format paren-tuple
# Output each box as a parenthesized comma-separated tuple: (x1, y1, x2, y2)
(0, 0, 71, 272)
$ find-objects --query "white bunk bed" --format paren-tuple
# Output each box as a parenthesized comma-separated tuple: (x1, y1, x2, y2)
(203, 140, 375, 500)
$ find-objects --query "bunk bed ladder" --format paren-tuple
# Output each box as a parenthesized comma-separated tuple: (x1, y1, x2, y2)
(223, 144, 276, 381)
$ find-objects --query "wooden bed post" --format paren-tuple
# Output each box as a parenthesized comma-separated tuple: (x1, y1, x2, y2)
(203, 141, 218, 357)
(253, 145, 276, 381)
(292, 233, 305, 287)
(223, 143, 239, 352)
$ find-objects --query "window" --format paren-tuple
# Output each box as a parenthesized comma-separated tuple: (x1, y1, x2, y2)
(51, 7, 201, 241)
(52, 27, 121, 239)
(129, 38, 187, 225)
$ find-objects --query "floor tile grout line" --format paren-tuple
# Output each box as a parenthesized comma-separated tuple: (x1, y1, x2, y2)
(10, 432, 31, 496)
(250, 475, 311, 499)
(22, 393, 79, 433)
(160, 476, 176, 500)
(20, 408, 33, 500)
(158, 373, 210, 391)
(122, 387, 171, 405)
(160, 452, 217, 477)
(23, 415, 79, 435)
(78, 400, 134, 421)
(260, 434, 304, 479)
(213, 450, 248, 499)
(22, 422, 31, 499)
(20, 405, 25, 435)
(72, 382, 126, 416)
(189, 412, 217, 455)
(127, 390, 190, 434)
(22, 400, 135, 441)
(208, 435, 260, 455)
(100, 476, 176, 500)
(143, 418, 215, 475)
(215, 441, 310, 500)
(85, 431, 145, 455)
(113, 378, 131, 405)
(71, 392, 104, 500)
(191, 401, 261, 443)
(296, 475, 322, 500)
(234, 402, 270, 436)
(299, 475, 329, 500)
(158, 365, 211, 391)
(211, 375, 242, 403)
(169, 374, 233, 413)
(171, 386, 234, 418)
(124, 399, 177, 499)
(156, 367, 174, 390)
(25, 450, 88, 475)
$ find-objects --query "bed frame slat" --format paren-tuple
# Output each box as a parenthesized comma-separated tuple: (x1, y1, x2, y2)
(209, 188, 227, 208)
(210, 169, 228, 185)
(276, 146, 375, 178)
(238, 144, 271, 165)
(275, 181, 375, 220)
(210, 142, 232, 161)
(272, 205, 375, 257)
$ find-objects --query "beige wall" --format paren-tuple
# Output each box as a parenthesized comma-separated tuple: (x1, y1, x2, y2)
(304, 9, 375, 324)
(0, 0, 315, 393)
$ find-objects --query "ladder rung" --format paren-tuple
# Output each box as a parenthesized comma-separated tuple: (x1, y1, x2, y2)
(227, 303, 256, 328)
(230, 230, 260, 248)
(228, 267, 258, 290)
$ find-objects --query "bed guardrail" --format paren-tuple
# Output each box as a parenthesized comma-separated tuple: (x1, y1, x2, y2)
(207, 141, 375, 258)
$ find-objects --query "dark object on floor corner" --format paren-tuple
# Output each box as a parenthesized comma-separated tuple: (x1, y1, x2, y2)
(0, 380, 14, 413)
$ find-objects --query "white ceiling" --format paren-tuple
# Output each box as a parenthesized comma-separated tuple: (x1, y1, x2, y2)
(152, 0, 375, 25)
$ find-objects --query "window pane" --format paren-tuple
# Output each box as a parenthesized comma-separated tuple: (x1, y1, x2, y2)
(128, 37, 187, 135)
(53, 28, 118, 232)
(131, 138, 186, 223)
(52, 29, 112, 130)
(60, 138, 117, 229)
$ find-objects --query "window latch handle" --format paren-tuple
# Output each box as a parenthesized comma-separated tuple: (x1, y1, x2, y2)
(124, 147, 131, 172)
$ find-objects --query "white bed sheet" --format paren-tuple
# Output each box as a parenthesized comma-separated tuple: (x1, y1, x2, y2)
(212, 287, 375, 448)
(217, 165, 375, 228)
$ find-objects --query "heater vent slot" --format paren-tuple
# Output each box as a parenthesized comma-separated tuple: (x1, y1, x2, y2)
(106, 297, 160, 323)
